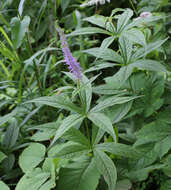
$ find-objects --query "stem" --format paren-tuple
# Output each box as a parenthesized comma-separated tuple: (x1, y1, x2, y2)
(85, 119, 90, 142)
(128, 0, 138, 16)
(33, 60, 43, 96)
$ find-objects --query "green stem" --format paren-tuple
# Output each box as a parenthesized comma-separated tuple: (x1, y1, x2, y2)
(33, 60, 43, 96)
(84, 119, 90, 143)
(128, 0, 138, 16)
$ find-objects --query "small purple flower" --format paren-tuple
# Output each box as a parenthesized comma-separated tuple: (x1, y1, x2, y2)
(140, 12, 152, 18)
(135, 11, 152, 21)
(57, 27, 82, 79)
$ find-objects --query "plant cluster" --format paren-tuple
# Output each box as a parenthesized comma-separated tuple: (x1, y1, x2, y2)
(0, 0, 171, 190)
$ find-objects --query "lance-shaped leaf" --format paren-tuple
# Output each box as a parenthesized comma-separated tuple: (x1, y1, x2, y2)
(67, 27, 111, 36)
(95, 142, 141, 158)
(50, 114, 84, 146)
(94, 149, 117, 190)
(83, 47, 123, 63)
(91, 95, 138, 113)
(26, 94, 82, 114)
(48, 141, 90, 159)
(88, 112, 117, 142)
(132, 59, 167, 72)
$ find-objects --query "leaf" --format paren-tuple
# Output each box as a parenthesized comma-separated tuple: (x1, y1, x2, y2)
(132, 38, 168, 60)
(95, 142, 141, 158)
(58, 156, 100, 190)
(79, 75, 92, 113)
(19, 143, 46, 173)
(67, 27, 111, 36)
(92, 126, 105, 145)
(2, 118, 19, 149)
(84, 61, 116, 73)
(50, 114, 84, 146)
(0, 181, 10, 190)
(62, 127, 90, 147)
(83, 47, 123, 63)
(10, 16, 30, 49)
(127, 164, 165, 182)
(132, 59, 167, 72)
(15, 168, 50, 190)
(61, 0, 72, 12)
(91, 95, 138, 113)
(105, 64, 134, 86)
(83, 15, 108, 29)
(48, 142, 90, 159)
(93, 85, 126, 95)
(122, 29, 146, 47)
(115, 179, 132, 190)
(26, 94, 82, 114)
(117, 9, 133, 33)
(18, 0, 26, 16)
(94, 149, 117, 190)
(88, 112, 117, 142)
(105, 102, 132, 123)
(154, 136, 171, 158)
(0, 151, 6, 163)
(119, 35, 132, 64)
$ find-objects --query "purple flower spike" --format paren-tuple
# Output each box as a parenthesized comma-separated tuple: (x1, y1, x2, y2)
(57, 27, 82, 79)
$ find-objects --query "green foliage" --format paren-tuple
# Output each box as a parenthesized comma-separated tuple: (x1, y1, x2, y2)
(0, 0, 171, 189)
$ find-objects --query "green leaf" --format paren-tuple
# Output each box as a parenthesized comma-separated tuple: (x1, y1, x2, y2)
(115, 179, 132, 190)
(117, 9, 133, 33)
(2, 118, 19, 149)
(10, 16, 30, 49)
(62, 127, 90, 147)
(61, 0, 72, 12)
(91, 95, 138, 113)
(94, 149, 117, 190)
(119, 35, 132, 64)
(127, 164, 165, 182)
(105, 64, 134, 86)
(83, 48, 123, 63)
(79, 75, 92, 113)
(0, 151, 6, 163)
(84, 61, 116, 73)
(95, 142, 141, 158)
(132, 38, 168, 60)
(92, 126, 105, 145)
(96, 36, 116, 59)
(26, 94, 82, 114)
(58, 156, 100, 190)
(15, 168, 50, 190)
(83, 15, 108, 29)
(48, 141, 90, 159)
(18, 0, 26, 16)
(122, 29, 146, 47)
(88, 112, 117, 142)
(0, 181, 10, 190)
(105, 102, 132, 123)
(132, 59, 167, 72)
(50, 114, 84, 146)
(67, 27, 111, 36)
(19, 143, 46, 173)
(154, 136, 171, 158)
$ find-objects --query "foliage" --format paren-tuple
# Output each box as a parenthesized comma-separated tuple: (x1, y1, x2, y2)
(0, 0, 171, 190)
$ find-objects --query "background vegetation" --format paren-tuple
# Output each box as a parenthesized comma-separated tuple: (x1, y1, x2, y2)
(0, 0, 171, 189)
